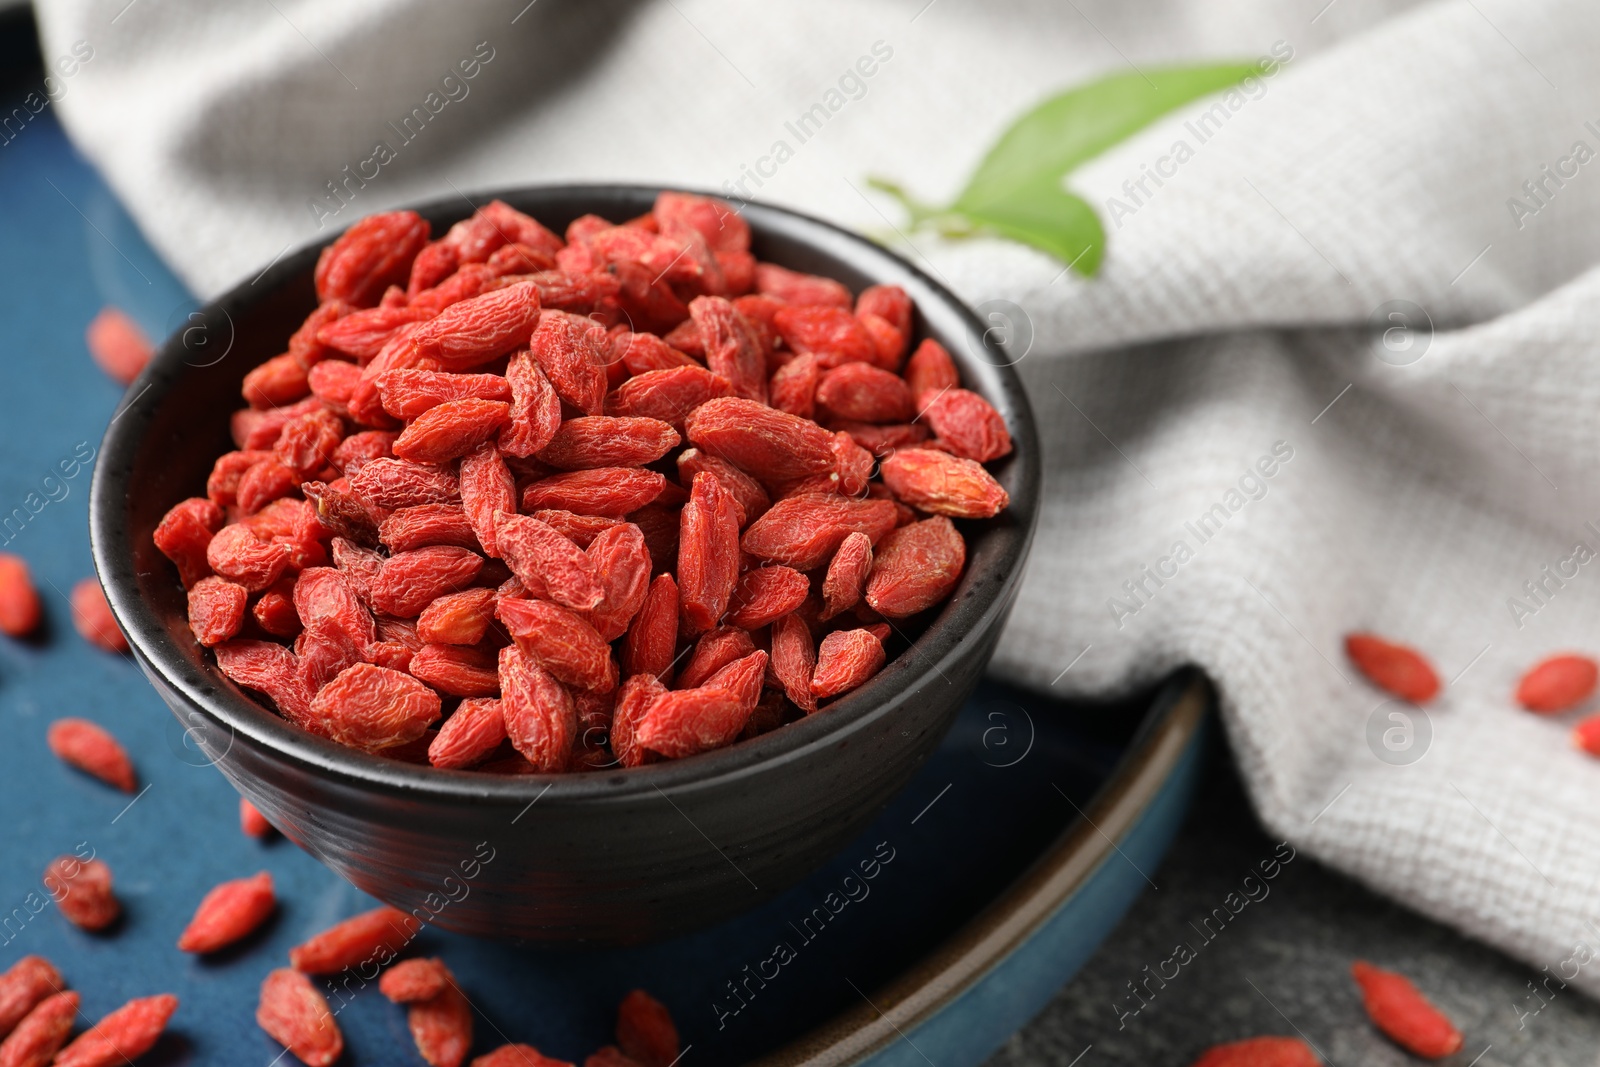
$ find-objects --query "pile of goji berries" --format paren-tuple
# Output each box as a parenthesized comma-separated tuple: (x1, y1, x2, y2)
(152, 192, 1012, 772)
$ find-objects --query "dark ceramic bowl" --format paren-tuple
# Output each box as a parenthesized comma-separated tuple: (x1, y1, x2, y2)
(89, 185, 1040, 944)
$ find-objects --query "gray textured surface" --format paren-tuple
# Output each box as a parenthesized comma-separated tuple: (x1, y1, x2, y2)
(985, 750, 1600, 1066)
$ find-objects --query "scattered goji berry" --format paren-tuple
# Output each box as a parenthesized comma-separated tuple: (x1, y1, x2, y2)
(1189, 1036, 1319, 1067)
(1350, 961, 1462, 1058)
(471, 1045, 573, 1067)
(258, 968, 344, 1067)
(586, 1047, 643, 1067)
(1573, 714, 1600, 756)
(0, 990, 79, 1067)
(0, 554, 41, 638)
(1344, 634, 1440, 703)
(408, 979, 474, 1067)
(178, 870, 275, 953)
(381, 958, 451, 1004)
(43, 855, 120, 931)
(0, 958, 62, 1042)
(53, 994, 178, 1067)
(70, 578, 128, 653)
(290, 906, 421, 974)
(1516, 653, 1597, 713)
(85, 306, 153, 385)
(241, 797, 275, 838)
(616, 989, 680, 1067)
(47, 719, 135, 792)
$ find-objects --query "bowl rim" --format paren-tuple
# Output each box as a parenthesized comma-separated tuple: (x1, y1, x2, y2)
(89, 183, 1041, 805)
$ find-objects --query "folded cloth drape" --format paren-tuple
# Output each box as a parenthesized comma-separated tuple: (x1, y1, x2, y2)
(39, 0, 1600, 995)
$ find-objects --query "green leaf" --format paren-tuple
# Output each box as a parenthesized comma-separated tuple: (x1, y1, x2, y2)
(958, 180, 1105, 276)
(954, 62, 1263, 214)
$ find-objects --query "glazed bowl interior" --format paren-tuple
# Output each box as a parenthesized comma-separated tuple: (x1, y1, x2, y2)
(90, 185, 1040, 941)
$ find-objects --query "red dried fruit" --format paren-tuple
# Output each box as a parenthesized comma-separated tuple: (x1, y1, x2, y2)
(309, 663, 443, 751)
(43, 855, 120, 931)
(0, 958, 62, 1042)
(686, 398, 837, 483)
(331, 429, 397, 476)
(394, 398, 512, 464)
(419, 588, 498, 645)
(178, 870, 276, 953)
(242, 353, 313, 410)
(370, 546, 484, 617)
(727, 567, 809, 629)
(1189, 1036, 1320, 1067)
(258, 968, 344, 1067)
(677, 449, 769, 526)
(350, 457, 461, 510)
(498, 597, 619, 692)
(410, 643, 501, 698)
(678, 472, 742, 634)
(678, 627, 758, 691)
(581, 524, 652, 641)
(496, 350, 563, 458)
(856, 284, 913, 342)
(0, 555, 41, 637)
(540, 417, 680, 469)
(429, 697, 506, 769)
(381, 504, 480, 553)
(635, 654, 767, 759)
(865, 517, 965, 618)
(812, 628, 886, 700)
(499, 645, 577, 772)
(495, 513, 604, 609)
(622, 574, 679, 684)
(879, 448, 1009, 519)
(0, 990, 79, 1067)
(520, 469, 666, 518)
(381, 958, 451, 1003)
(661, 319, 704, 357)
(188, 575, 248, 646)
(410, 263, 497, 315)
(318, 305, 434, 361)
(472, 1046, 574, 1067)
(920, 388, 1012, 462)
(774, 304, 877, 367)
(154, 497, 225, 587)
(755, 262, 852, 307)
(241, 797, 274, 837)
(377, 369, 513, 420)
(86, 306, 153, 385)
(1351, 961, 1462, 1058)
(302, 480, 380, 547)
(768, 352, 822, 420)
(530, 309, 608, 414)
(459, 443, 517, 558)
(1573, 715, 1600, 756)
(408, 979, 473, 1067)
(1344, 634, 1440, 703)
(742, 494, 898, 570)
(832, 420, 929, 458)
(655, 191, 749, 254)
(407, 281, 541, 370)
(858, 314, 904, 371)
(54, 994, 179, 1067)
(316, 210, 429, 307)
(1516, 653, 1597, 713)
(815, 362, 915, 423)
(607, 366, 733, 430)
(70, 577, 129, 652)
(616, 989, 680, 1067)
(233, 397, 324, 450)
(689, 295, 765, 402)
(770, 613, 817, 713)
(821, 532, 873, 620)
(611, 674, 666, 768)
(216, 640, 313, 724)
(615, 331, 697, 375)
(904, 338, 960, 401)
(290, 906, 422, 973)
(832, 431, 875, 495)
(409, 241, 460, 295)
(47, 719, 135, 792)
(236, 457, 297, 514)
(586, 1047, 644, 1067)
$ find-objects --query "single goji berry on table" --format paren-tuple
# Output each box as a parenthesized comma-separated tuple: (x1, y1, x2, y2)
(616, 989, 680, 1067)
(472, 1045, 574, 1067)
(53, 994, 178, 1067)
(258, 968, 344, 1067)
(407, 979, 473, 1067)
(381, 958, 451, 1003)
(70, 577, 128, 652)
(1515, 653, 1597, 713)
(0, 990, 79, 1067)
(1344, 634, 1440, 703)
(43, 855, 120, 931)
(241, 797, 275, 838)
(0, 958, 62, 1042)
(1350, 960, 1462, 1058)
(85, 306, 153, 385)
(290, 906, 421, 974)
(0, 554, 42, 637)
(178, 870, 275, 953)
(47, 719, 135, 792)
(1189, 1036, 1319, 1067)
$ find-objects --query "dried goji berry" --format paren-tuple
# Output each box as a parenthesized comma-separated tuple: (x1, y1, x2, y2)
(418, 588, 497, 645)
(622, 574, 679, 684)
(678, 472, 742, 634)
(309, 663, 442, 751)
(814, 362, 915, 423)
(1573, 715, 1600, 756)
(755, 262, 852, 307)
(635, 664, 763, 759)
(770, 614, 817, 713)
(458, 443, 517, 558)
(865, 517, 965, 619)
(879, 448, 1009, 519)
(655, 191, 749, 254)
(1189, 1036, 1319, 1067)
(154, 497, 225, 588)
(70, 577, 129, 652)
(821, 532, 873, 620)
(768, 351, 822, 420)
(369, 546, 484, 617)
(540, 417, 680, 469)
(773, 304, 876, 367)
(685, 397, 837, 484)
(529, 308, 608, 414)
(216, 639, 314, 725)
(829, 420, 929, 458)
(677, 449, 769, 526)
(0, 990, 79, 1067)
(582, 523, 652, 641)
(178, 870, 275, 953)
(495, 513, 604, 609)
(689, 296, 766, 403)
(0, 555, 41, 638)
(331, 429, 397, 476)
(742, 494, 898, 570)
(856, 284, 912, 343)
(316, 210, 429, 308)
(831, 431, 875, 496)
(258, 968, 344, 1067)
(678, 627, 757, 691)
(377, 369, 513, 421)
(405, 979, 473, 1067)
(1516, 653, 1597, 713)
(233, 397, 324, 451)
(498, 597, 619, 692)
(188, 575, 248, 646)
(429, 697, 505, 770)
(53, 994, 178, 1067)
(616, 989, 680, 1067)
(302, 481, 380, 548)
(1344, 634, 1440, 703)
(86, 306, 153, 385)
(406, 281, 541, 370)
(472, 1045, 573, 1067)
(812, 628, 886, 700)
(242, 353, 312, 410)
(318, 305, 434, 362)
(43, 855, 120, 931)
(614, 331, 697, 375)
(290, 906, 421, 973)
(380, 504, 480, 553)
(1351, 961, 1462, 1058)
(726, 567, 809, 630)
(236, 457, 298, 515)
(661, 319, 704, 357)
(411, 263, 497, 315)
(607, 366, 733, 430)
(499, 645, 576, 771)
(410, 643, 501, 698)
(394, 398, 511, 464)
(920, 388, 1012, 462)
(241, 797, 275, 838)
(904, 338, 960, 401)
(586, 1047, 644, 1067)
(519, 469, 666, 518)
(0, 958, 62, 1043)
(350, 457, 461, 510)
(381, 958, 451, 1003)
(47, 719, 135, 792)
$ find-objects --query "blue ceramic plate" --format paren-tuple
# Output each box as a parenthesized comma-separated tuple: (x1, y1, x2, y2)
(0, 108, 1207, 1066)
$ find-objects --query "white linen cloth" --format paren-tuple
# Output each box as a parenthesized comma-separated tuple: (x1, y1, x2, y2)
(38, 0, 1600, 998)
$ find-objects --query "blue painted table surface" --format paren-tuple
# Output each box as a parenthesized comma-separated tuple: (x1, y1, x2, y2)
(0, 106, 1188, 1066)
